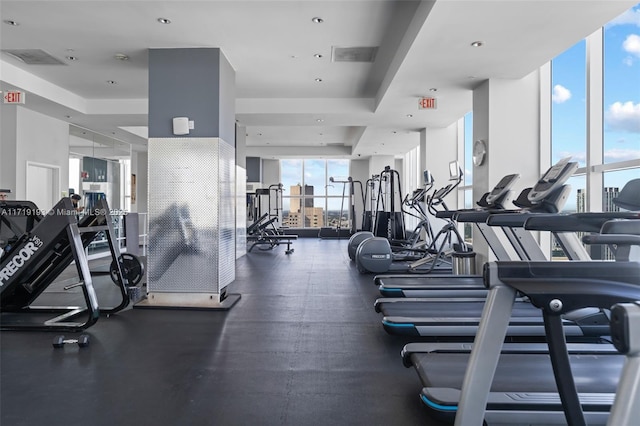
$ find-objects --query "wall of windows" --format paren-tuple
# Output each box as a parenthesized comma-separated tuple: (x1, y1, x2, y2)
(604, 10, 640, 165)
(280, 159, 350, 229)
(551, 40, 587, 168)
(548, 2, 640, 259)
(551, 3, 639, 212)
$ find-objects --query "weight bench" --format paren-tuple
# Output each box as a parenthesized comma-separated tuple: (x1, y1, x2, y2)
(247, 233, 298, 254)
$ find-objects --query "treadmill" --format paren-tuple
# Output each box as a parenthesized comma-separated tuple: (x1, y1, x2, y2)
(374, 159, 612, 338)
(414, 217, 640, 425)
(376, 208, 638, 338)
(606, 300, 640, 425)
(375, 172, 523, 299)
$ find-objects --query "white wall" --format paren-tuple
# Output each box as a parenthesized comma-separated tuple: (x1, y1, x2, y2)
(472, 71, 542, 266)
(368, 155, 394, 177)
(421, 125, 459, 210)
(0, 104, 18, 195)
(14, 107, 69, 202)
(473, 72, 541, 205)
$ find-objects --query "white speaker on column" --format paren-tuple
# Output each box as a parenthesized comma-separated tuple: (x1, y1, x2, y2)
(172, 117, 190, 135)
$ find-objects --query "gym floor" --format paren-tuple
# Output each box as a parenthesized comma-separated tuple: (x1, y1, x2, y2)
(0, 238, 448, 426)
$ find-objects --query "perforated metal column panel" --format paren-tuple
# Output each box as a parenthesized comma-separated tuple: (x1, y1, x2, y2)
(236, 166, 247, 259)
(218, 140, 236, 290)
(147, 138, 235, 298)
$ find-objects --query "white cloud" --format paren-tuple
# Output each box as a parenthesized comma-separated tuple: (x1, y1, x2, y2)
(623, 34, 640, 57)
(623, 56, 634, 66)
(605, 101, 640, 133)
(552, 84, 571, 104)
(607, 7, 640, 28)
(604, 148, 640, 163)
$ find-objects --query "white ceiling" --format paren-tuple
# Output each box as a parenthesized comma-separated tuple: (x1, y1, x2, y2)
(1, 0, 637, 159)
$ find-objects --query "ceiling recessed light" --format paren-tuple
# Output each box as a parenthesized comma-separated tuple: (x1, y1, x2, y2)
(115, 53, 129, 61)
(406, 114, 413, 118)
(319, 133, 323, 136)
(106, 80, 117, 85)
(258, 133, 263, 136)
(313, 54, 323, 58)
(66, 56, 78, 61)
(429, 88, 438, 92)
(470, 41, 484, 47)
(312, 17, 324, 24)
(392, 131, 397, 134)
(3, 20, 19, 26)
(316, 119, 324, 122)
(315, 78, 323, 82)
(65, 115, 72, 119)
(157, 18, 171, 24)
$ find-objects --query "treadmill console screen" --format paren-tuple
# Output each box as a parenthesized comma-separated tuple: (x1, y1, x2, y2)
(486, 174, 520, 205)
(528, 157, 577, 203)
(423, 170, 434, 186)
(449, 161, 460, 180)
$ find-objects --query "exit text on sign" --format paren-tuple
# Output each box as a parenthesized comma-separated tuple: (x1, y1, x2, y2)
(3, 91, 25, 104)
(418, 97, 437, 109)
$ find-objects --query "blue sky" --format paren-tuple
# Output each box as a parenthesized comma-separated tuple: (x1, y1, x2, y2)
(551, 3, 640, 191)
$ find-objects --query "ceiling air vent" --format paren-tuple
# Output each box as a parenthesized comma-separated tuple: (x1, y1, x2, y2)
(331, 46, 378, 63)
(2, 49, 66, 65)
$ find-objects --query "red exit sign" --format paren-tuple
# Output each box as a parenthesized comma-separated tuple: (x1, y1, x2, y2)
(418, 97, 437, 110)
(3, 90, 25, 104)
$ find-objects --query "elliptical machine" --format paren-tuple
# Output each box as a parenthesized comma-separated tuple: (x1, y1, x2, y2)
(355, 162, 466, 274)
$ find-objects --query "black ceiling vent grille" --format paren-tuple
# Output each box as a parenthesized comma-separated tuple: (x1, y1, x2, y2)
(2, 49, 66, 65)
(331, 46, 378, 63)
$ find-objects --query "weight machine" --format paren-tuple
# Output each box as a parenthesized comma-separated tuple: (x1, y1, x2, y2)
(361, 175, 379, 232)
(373, 166, 406, 241)
(0, 197, 133, 331)
(248, 183, 284, 230)
(318, 176, 364, 239)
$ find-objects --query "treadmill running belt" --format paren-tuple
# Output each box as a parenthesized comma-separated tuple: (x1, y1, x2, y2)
(412, 352, 622, 393)
(379, 300, 539, 318)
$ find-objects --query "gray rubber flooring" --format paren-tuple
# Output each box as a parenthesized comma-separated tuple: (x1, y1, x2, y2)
(1, 238, 448, 426)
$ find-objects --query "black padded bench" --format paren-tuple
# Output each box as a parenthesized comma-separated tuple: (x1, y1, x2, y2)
(247, 234, 298, 254)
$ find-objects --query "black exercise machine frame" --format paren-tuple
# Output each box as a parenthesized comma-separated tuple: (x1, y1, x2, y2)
(246, 212, 297, 254)
(0, 197, 130, 331)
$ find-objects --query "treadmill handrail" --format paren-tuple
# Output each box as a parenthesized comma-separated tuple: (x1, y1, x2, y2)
(493, 260, 640, 314)
(524, 212, 640, 233)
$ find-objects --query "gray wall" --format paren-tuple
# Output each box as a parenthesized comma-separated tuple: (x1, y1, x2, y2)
(246, 157, 262, 182)
(148, 48, 235, 145)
